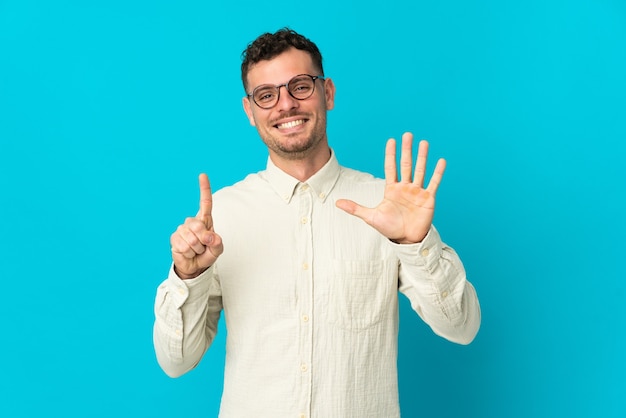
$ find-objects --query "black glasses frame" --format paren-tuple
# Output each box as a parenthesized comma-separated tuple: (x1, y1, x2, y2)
(247, 74, 325, 109)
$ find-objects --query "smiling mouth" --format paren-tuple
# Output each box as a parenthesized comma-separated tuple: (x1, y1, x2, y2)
(276, 119, 306, 129)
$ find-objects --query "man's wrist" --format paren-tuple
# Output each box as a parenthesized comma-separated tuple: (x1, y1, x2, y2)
(174, 265, 209, 280)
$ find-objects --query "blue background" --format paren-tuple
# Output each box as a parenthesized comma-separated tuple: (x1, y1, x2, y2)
(1, 1, 625, 417)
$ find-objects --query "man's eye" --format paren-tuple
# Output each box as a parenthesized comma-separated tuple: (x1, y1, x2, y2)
(255, 90, 276, 103)
(292, 83, 311, 93)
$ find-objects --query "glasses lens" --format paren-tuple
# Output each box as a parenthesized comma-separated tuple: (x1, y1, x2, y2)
(253, 86, 279, 108)
(288, 75, 315, 99)
(251, 75, 318, 109)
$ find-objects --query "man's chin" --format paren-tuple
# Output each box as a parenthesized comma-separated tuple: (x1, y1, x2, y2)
(274, 146, 314, 160)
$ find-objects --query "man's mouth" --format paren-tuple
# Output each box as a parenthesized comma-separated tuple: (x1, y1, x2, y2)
(275, 119, 306, 130)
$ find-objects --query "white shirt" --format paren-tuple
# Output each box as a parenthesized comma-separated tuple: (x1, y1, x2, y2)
(153, 152, 481, 418)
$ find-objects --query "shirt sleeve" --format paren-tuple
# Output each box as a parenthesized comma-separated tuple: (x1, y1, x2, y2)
(153, 264, 223, 377)
(393, 226, 481, 344)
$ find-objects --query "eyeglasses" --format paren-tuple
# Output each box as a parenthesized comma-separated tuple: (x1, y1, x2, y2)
(247, 74, 324, 109)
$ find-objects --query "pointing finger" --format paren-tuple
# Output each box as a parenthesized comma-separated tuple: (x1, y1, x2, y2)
(198, 173, 212, 226)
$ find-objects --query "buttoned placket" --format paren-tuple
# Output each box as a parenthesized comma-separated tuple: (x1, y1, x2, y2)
(296, 182, 314, 418)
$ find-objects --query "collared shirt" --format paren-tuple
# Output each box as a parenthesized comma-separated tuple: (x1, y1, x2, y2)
(153, 152, 481, 418)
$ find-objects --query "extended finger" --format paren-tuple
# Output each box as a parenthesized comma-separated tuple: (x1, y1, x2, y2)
(426, 158, 447, 195)
(413, 139, 429, 188)
(400, 132, 413, 183)
(335, 199, 375, 225)
(198, 173, 213, 226)
(384, 138, 397, 184)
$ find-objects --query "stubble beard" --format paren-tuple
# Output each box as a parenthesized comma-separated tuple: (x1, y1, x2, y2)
(260, 112, 327, 161)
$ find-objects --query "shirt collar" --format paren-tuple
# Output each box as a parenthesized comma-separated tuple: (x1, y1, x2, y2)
(263, 149, 341, 204)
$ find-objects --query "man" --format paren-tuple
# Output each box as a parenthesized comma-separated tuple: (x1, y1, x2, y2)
(154, 28, 480, 417)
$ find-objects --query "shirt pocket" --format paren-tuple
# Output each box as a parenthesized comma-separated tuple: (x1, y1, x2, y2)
(327, 259, 393, 331)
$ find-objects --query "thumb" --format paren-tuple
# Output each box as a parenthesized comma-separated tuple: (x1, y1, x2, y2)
(196, 231, 224, 267)
(204, 231, 224, 258)
(335, 199, 373, 223)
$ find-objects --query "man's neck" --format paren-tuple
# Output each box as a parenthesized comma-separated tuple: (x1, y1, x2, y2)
(269, 146, 332, 182)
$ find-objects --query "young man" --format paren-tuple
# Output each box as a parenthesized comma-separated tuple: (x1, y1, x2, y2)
(154, 28, 480, 418)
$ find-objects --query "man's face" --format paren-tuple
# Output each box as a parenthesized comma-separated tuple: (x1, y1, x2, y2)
(243, 48, 335, 161)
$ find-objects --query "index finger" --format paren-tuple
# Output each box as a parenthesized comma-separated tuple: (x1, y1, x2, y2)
(384, 138, 397, 184)
(198, 173, 212, 225)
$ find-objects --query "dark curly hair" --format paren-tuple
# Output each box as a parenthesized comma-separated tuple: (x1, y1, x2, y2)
(241, 28, 324, 92)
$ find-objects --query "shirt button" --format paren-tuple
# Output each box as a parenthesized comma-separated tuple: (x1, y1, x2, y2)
(300, 364, 308, 372)
(421, 248, 430, 257)
(318, 192, 326, 199)
(302, 314, 309, 322)
(441, 290, 449, 298)
(175, 329, 182, 336)
(177, 287, 185, 295)
(301, 217, 308, 224)
(300, 414, 306, 418)
(302, 263, 309, 270)
(301, 184, 309, 191)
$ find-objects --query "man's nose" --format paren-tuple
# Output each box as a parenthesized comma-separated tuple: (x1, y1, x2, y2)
(275, 85, 299, 111)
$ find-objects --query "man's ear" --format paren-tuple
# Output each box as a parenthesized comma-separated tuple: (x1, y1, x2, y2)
(324, 78, 336, 111)
(242, 97, 256, 127)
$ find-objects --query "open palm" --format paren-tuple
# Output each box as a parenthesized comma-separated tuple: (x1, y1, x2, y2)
(336, 132, 446, 244)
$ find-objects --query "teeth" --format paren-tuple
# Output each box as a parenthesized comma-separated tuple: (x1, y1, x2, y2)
(277, 119, 304, 129)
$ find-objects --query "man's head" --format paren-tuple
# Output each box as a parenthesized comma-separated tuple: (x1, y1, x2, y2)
(241, 28, 324, 92)
(241, 29, 335, 166)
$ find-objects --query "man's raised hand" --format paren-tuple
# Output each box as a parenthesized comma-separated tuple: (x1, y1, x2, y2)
(335, 132, 446, 244)
(170, 173, 224, 279)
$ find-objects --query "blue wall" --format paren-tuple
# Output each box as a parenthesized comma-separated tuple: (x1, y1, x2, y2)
(1, 1, 624, 417)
